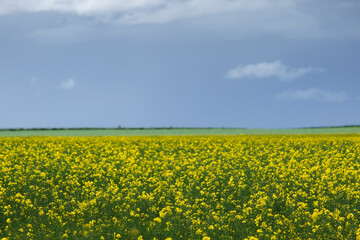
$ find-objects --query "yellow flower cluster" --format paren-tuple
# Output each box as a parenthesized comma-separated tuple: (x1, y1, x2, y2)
(0, 135, 359, 239)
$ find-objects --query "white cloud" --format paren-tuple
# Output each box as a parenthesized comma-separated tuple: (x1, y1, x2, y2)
(276, 88, 349, 103)
(59, 78, 75, 90)
(226, 61, 323, 81)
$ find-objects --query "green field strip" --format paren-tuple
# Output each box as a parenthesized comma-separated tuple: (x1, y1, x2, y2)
(1, 127, 360, 136)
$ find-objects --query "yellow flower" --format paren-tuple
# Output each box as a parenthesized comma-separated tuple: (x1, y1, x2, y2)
(0, 135, 359, 239)
(153, 217, 162, 223)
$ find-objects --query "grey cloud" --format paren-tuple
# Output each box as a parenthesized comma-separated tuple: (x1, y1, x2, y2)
(276, 88, 349, 103)
(1, 0, 359, 39)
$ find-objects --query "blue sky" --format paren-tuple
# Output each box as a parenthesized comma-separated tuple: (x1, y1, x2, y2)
(1, 0, 360, 128)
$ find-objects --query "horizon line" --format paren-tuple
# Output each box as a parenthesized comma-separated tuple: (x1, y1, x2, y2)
(1, 125, 360, 131)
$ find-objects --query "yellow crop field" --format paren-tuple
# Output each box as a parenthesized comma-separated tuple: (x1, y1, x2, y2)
(0, 135, 360, 239)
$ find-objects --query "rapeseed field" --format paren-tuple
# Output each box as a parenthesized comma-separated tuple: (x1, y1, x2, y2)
(0, 135, 359, 239)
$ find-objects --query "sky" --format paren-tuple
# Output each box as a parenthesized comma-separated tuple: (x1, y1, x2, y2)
(1, 0, 360, 129)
